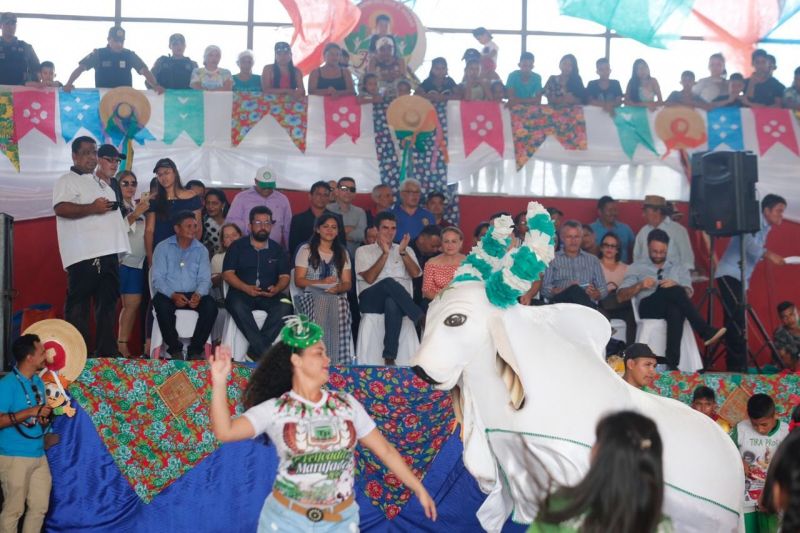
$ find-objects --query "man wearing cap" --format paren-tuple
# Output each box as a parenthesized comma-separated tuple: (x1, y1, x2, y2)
(633, 195, 694, 273)
(288, 181, 346, 259)
(64, 26, 163, 92)
(151, 211, 217, 359)
(225, 166, 292, 248)
(53, 136, 130, 357)
(150, 33, 198, 90)
(0, 334, 53, 533)
(619, 228, 724, 370)
(0, 12, 40, 86)
(96, 144, 126, 211)
(622, 342, 665, 389)
(327, 177, 367, 256)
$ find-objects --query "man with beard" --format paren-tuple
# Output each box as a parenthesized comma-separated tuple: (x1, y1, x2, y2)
(618, 229, 725, 370)
(151, 211, 217, 359)
(0, 334, 53, 533)
(224, 206, 292, 360)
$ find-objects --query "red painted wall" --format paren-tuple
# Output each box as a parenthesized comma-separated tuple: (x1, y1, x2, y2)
(15, 191, 800, 368)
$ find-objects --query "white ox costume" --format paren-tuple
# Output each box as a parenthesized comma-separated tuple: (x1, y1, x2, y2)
(411, 203, 744, 533)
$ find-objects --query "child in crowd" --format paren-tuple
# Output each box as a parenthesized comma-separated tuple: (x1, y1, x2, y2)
(418, 57, 460, 102)
(665, 70, 707, 108)
(783, 66, 800, 110)
(505, 52, 542, 105)
(461, 59, 490, 101)
(585, 57, 622, 113)
(26, 60, 62, 88)
(773, 300, 800, 371)
(472, 27, 499, 81)
(710, 73, 746, 108)
(357, 73, 382, 104)
(396, 79, 412, 97)
(625, 58, 662, 109)
(690, 385, 732, 432)
(761, 430, 800, 533)
(732, 393, 789, 533)
(490, 80, 505, 102)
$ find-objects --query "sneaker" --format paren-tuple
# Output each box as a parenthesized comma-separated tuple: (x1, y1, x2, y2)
(703, 327, 726, 346)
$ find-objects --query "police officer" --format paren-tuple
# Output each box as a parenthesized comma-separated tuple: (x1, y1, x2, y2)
(0, 12, 40, 85)
(64, 26, 164, 93)
(149, 33, 198, 90)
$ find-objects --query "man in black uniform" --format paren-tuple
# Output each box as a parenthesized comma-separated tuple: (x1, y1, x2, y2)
(64, 26, 164, 93)
(0, 12, 40, 86)
(150, 33, 198, 90)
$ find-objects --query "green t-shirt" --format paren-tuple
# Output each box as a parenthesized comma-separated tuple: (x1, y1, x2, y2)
(528, 501, 674, 533)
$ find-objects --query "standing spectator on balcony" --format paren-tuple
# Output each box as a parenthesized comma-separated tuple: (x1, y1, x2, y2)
(0, 12, 40, 86)
(150, 33, 197, 90)
(64, 26, 162, 92)
(261, 42, 305, 95)
(693, 53, 728, 103)
(544, 54, 585, 106)
(585, 57, 623, 112)
(190, 45, 233, 91)
(506, 52, 543, 105)
(782, 66, 800, 110)
(744, 49, 784, 108)
(308, 43, 355, 97)
(418, 57, 460, 103)
(232, 50, 261, 92)
(461, 59, 490, 101)
(624, 59, 662, 109)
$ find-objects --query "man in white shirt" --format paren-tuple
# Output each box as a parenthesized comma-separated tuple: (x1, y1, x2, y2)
(355, 211, 423, 365)
(633, 195, 695, 273)
(52, 136, 130, 357)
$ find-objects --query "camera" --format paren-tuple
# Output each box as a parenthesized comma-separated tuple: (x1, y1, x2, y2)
(109, 201, 119, 210)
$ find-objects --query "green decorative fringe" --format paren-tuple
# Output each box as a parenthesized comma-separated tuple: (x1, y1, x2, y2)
(452, 273, 481, 284)
(485, 271, 520, 308)
(510, 246, 547, 282)
(527, 213, 555, 237)
(462, 253, 493, 280)
(482, 227, 510, 259)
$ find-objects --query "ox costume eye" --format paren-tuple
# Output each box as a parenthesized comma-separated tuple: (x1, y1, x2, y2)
(444, 313, 466, 327)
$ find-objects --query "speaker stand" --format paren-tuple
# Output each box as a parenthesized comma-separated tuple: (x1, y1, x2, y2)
(698, 234, 726, 370)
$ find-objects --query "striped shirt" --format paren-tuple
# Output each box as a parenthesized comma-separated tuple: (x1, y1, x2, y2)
(541, 250, 608, 301)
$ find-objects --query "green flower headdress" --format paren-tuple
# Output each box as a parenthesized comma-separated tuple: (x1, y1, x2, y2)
(280, 315, 323, 349)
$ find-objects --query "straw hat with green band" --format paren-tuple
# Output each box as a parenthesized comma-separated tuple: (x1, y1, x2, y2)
(280, 315, 323, 349)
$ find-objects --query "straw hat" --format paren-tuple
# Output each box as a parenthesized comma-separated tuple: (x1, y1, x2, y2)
(386, 95, 436, 133)
(23, 319, 87, 382)
(654, 106, 706, 150)
(99, 87, 151, 130)
(643, 195, 668, 210)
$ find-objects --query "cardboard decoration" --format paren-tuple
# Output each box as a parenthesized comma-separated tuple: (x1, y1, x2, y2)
(23, 318, 87, 383)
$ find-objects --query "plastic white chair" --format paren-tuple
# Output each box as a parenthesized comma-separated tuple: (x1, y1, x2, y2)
(221, 282, 268, 362)
(632, 295, 703, 372)
(355, 276, 420, 366)
(148, 273, 212, 359)
(609, 319, 627, 343)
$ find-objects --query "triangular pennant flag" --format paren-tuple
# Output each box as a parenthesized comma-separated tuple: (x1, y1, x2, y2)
(323, 96, 361, 147)
(613, 107, 658, 159)
(752, 107, 799, 156)
(59, 90, 104, 143)
(460, 101, 503, 157)
(164, 90, 204, 145)
(13, 90, 56, 143)
(510, 104, 551, 169)
(549, 106, 588, 151)
(231, 91, 268, 146)
(0, 93, 20, 171)
(264, 94, 307, 153)
(707, 107, 744, 151)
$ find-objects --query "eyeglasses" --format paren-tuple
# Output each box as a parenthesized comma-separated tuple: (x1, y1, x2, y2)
(101, 156, 121, 165)
(252, 221, 273, 227)
(338, 186, 356, 193)
(601, 243, 619, 249)
(120, 181, 137, 187)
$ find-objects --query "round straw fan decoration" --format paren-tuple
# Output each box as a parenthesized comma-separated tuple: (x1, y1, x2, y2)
(654, 106, 707, 156)
(99, 87, 152, 166)
(23, 319, 87, 382)
(386, 95, 442, 181)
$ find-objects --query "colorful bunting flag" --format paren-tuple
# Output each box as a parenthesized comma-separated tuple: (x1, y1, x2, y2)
(0, 93, 19, 171)
(460, 101, 503, 158)
(164, 90, 204, 145)
(59, 90, 104, 143)
(231, 93, 307, 152)
(612, 107, 658, 159)
(509, 105, 587, 169)
(752, 107, 799, 156)
(707, 107, 743, 151)
(324, 96, 361, 147)
(13, 90, 56, 143)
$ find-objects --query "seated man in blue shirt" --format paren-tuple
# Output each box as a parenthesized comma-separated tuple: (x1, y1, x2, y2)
(391, 178, 435, 243)
(715, 194, 787, 372)
(223, 206, 293, 360)
(590, 195, 634, 263)
(151, 211, 217, 359)
(541, 220, 607, 308)
(0, 334, 53, 533)
(618, 229, 725, 370)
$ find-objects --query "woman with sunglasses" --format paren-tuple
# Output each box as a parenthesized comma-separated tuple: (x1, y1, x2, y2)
(261, 42, 305, 96)
(597, 231, 635, 344)
(117, 170, 149, 357)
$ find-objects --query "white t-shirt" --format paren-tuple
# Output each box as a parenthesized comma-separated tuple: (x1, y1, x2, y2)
(242, 389, 376, 507)
(733, 418, 789, 511)
(354, 243, 418, 296)
(295, 245, 352, 271)
(52, 171, 130, 269)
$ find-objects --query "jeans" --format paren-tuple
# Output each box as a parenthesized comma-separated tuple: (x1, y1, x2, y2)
(550, 284, 597, 308)
(718, 275, 747, 371)
(639, 286, 714, 368)
(152, 292, 218, 358)
(257, 495, 359, 533)
(65, 254, 120, 357)
(358, 278, 423, 361)
(225, 289, 293, 359)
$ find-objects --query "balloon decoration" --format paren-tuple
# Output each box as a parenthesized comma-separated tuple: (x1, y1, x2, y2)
(386, 95, 445, 182)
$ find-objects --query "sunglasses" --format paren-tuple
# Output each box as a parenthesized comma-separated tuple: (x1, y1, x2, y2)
(101, 156, 121, 164)
(601, 243, 619, 249)
(120, 181, 137, 187)
(338, 185, 356, 193)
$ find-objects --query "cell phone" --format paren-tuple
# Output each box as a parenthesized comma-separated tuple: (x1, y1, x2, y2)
(579, 282, 590, 288)
(108, 201, 119, 210)
(140, 192, 150, 201)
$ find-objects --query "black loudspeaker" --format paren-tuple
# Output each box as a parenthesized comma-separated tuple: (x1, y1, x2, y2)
(700, 151, 760, 236)
(688, 151, 707, 230)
